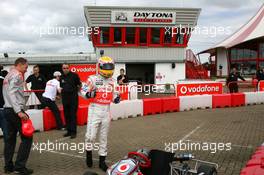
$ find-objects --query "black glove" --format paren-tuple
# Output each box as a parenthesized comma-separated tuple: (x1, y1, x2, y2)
(85, 90, 96, 99)
(113, 95, 121, 104)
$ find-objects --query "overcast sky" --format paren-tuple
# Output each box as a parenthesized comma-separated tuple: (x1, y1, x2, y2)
(0, 0, 263, 59)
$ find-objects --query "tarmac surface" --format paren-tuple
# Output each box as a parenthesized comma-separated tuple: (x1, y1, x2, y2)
(1, 104, 264, 175)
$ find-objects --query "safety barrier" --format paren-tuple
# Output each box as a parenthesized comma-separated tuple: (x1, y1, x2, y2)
(26, 109, 44, 132)
(77, 105, 89, 126)
(42, 106, 66, 131)
(24, 89, 264, 134)
(179, 95, 212, 111)
(143, 98, 163, 116)
(231, 93, 245, 107)
(244, 92, 263, 105)
(212, 94, 232, 108)
(161, 97, 180, 113)
(240, 144, 264, 175)
(110, 101, 126, 120)
(123, 100, 143, 118)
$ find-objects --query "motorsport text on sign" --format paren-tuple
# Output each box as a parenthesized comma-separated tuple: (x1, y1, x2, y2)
(176, 82, 223, 96)
(111, 10, 176, 24)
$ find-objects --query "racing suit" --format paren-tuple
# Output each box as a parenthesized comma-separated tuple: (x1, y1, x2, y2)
(82, 74, 119, 156)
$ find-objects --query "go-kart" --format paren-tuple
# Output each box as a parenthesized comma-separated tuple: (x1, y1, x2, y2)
(84, 149, 218, 175)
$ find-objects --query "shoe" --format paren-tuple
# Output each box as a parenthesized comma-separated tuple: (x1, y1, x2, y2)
(63, 132, 71, 137)
(70, 134, 76, 139)
(99, 156, 108, 172)
(86, 151, 93, 168)
(14, 168, 33, 175)
(4, 167, 14, 174)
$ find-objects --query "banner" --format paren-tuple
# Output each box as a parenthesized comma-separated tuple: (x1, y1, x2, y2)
(111, 10, 176, 24)
(176, 82, 223, 96)
(70, 64, 96, 105)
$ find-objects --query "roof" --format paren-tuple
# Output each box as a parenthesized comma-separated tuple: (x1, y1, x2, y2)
(0, 53, 97, 65)
(199, 4, 264, 54)
(84, 5, 201, 27)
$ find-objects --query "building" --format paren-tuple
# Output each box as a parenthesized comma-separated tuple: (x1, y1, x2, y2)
(199, 4, 264, 77)
(0, 53, 96, 79)
(84, 6, 201, 84)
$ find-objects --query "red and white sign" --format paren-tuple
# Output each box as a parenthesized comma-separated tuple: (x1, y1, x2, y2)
(111, 10, 176, 24)
(70, 64, 96, 105)
(69, 64, 96, 82)
(176, 82, 223, 96)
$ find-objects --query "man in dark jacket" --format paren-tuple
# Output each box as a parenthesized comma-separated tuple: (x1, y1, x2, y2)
(61, 64, 81, 139)
(226, 67, 246, 93)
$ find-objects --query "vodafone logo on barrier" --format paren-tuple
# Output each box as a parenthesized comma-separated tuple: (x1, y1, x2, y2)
(176, 83, 223, 96)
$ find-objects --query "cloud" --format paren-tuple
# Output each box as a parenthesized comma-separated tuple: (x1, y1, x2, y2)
(0, 0, 263, 55)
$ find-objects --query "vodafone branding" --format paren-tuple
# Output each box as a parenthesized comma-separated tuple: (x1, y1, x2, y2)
(177, 83, 223, 96)
(71, 67, 96, 73)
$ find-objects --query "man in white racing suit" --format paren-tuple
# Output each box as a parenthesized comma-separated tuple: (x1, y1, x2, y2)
(80, 56, 120, 172)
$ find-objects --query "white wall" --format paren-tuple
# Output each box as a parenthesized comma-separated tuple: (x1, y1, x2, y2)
(217, 48, 228, 76)
(96, 47, 185, 62)
(155, 63, 185, 84)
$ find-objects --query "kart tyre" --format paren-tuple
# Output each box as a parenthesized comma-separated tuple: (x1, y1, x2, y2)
(197, 165, 217, 175)
(83, 171, 99, 175)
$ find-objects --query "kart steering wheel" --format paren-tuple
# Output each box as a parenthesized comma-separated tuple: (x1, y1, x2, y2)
(128, 151, 151, 168)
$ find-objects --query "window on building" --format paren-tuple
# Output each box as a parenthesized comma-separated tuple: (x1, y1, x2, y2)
(231, 61, 257, 76)
(260, 43, 264, 58)
(126, 28, 136, 44)
(231, 48, 257, 60)
(174, 28, 184, 44)
(139, 28, 147, 45)
(100, 27, 110, 44)
(151, 28, 160, 44)
(164, 28, 172, 44)
(231, 49, 238, 60)
(114, 27, 122, 43)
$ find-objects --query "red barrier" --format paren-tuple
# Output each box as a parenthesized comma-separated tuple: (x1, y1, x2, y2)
(143, 98, 162, 116)
(212, 94, 232, 108)
(161, 97, 180, 113)
(258, 81, 264, 91)
(77, 105, 89, 126)
(231, 93, 245, 107)
(43, 106, 65, 131)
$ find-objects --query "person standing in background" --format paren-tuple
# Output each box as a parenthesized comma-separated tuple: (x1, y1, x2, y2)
(256, 67, 264, 90)
(25, 65, 46, 109)
(227, 67, 246, 93)
(61, 64, 81, 139)
(42, 71, 64, 130)
(3, 58, 33, 175)
(117, 68, 128, 85)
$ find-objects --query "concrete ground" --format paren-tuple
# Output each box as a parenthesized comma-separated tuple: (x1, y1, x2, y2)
(1, 105, 264, 175)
